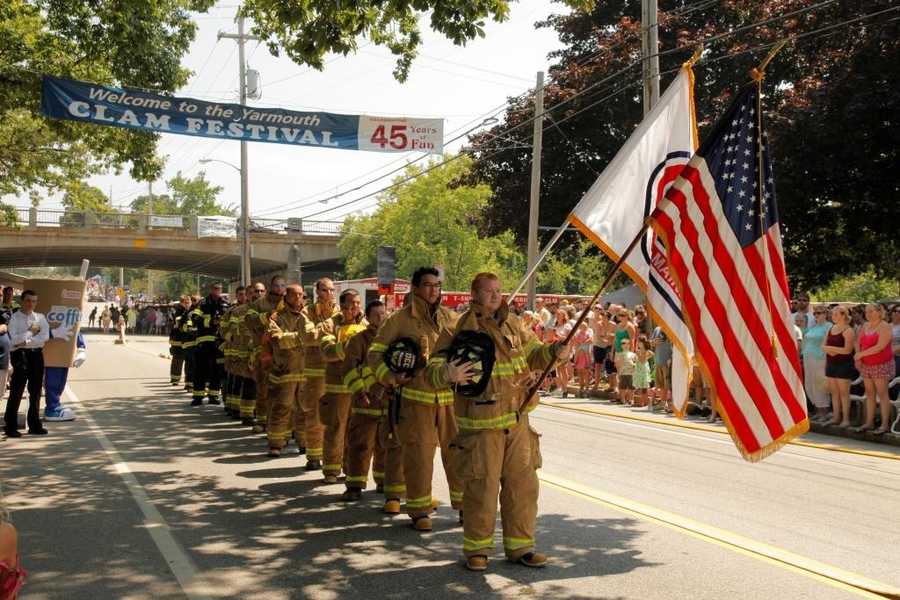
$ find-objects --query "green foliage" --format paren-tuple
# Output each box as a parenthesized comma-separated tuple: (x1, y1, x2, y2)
(129, 171, 233, 217)
(62, 182, 112, 213)
(242, 0, 513, 82)
(338, 155, 525, 290)
(536, 237, 614, 295)
(811, 270, 899, 303)
(0, 0, 213, 198)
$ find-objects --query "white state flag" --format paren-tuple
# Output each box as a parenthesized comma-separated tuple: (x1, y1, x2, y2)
(569, 65, 697, 414)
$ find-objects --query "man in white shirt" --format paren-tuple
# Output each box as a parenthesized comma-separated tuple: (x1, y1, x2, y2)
(4, 290, 50, 437)
(535, 297, 553, 328)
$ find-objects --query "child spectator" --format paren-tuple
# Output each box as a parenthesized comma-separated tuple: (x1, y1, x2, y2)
(572, 321, 593, 397)
(632, 335, 654, 408)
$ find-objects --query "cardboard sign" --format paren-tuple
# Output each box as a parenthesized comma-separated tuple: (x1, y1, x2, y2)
(24, 278, 86, 368)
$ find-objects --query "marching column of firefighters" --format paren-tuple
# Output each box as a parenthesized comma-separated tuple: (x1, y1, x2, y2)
(169, 267, 573, 571)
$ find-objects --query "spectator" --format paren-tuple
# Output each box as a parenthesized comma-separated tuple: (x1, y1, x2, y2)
(793, 313, 806, 354)
(632, 335, 654, 408)
(4, 290, 49, 437)
(634, 305, 653, 338)
(853, 304, 895, 434)
(891, 303, 900, 375)
(1, 288, 17, 312)
(791, 292, 814, 329)
(0, 489, 26, 600)
(850, 305, 866, 331)
(115, 315, 127, 345)
(110, 304, 120, 326)
(650, 326, 673, 412)
(100, 306, 111, 334)
(616, 344, 636, 406)
(572, 321, 593, 397)
(591, 311, 616, 392)
(155, 308, 166, 335)
(534, 298, 552, 328)
(88, 306, 97, 328)
(802, 307, 831, 422)
(127, 306, 137, 333)
(0, 301, 11, 399)
(822, 305, 855, 427)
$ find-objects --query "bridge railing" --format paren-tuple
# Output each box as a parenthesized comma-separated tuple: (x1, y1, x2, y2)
(7, 207, 342, 237)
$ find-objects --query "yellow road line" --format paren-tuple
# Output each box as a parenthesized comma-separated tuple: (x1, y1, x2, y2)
(541, 400, 900, 462)
(540, 472, 900, 600)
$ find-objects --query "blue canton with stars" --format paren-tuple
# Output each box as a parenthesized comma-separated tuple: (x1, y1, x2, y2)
(698, 84, 779, 248)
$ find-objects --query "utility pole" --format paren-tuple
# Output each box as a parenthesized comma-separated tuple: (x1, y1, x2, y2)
(526, 71, 544, 310)
(641, 0, 660, 116)
(147, 180, 153, 299)
(219, 15, 259, 287)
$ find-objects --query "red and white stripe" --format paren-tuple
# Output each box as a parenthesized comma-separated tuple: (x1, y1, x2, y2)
(650, 162, 807, 460)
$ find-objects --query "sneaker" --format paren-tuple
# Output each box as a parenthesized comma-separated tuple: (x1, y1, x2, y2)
(466, 556, 488, 572)
(323, 474, 339, 484)
(4, 429, 21, 438)
(305, 459, 322, 471)
(45, 407, 76, 422)
(516, 552, 547, 568)
(383, 499, 401, 514)
(28, 427, 49, 435)
(190, 398, 203, 407)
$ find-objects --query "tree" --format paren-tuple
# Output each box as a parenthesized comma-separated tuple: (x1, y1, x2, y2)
(469, 0, 899, 293)
(130, 171, 233, 217)
(338, 155, 525, 291)
(241, 0, 590, 82)
(59, 181, 113, 227)
(0, 0, 214, 201)
(811, 270, 898, 303)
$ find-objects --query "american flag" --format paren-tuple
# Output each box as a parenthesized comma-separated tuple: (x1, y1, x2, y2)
(648, 83, 808, 461)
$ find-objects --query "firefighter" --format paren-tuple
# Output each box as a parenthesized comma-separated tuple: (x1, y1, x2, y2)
(340, 299, 388, 501)
(237, 282, 266, 425)
(169, 295, 193, 387)
(300, 278, 339, 471)
(190, 283, 229, 406)
(366, 267, 461, 531)
(182, 294, 201, 395)
(221, 285, 247, 418)
(266, 284, 314, 457)
(319, 289, 367, 483)
(244, 276, 287, 433)
(428, 272, 571, 572)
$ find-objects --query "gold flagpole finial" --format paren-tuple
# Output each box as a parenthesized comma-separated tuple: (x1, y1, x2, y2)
(685, 44, 704, 68)
(750, 39, 788, 82)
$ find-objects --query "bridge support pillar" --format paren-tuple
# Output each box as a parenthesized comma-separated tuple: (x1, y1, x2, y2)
(287, 244, 303, 285)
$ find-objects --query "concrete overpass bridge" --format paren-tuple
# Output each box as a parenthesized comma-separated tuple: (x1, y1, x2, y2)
(0, 207, 343, 281)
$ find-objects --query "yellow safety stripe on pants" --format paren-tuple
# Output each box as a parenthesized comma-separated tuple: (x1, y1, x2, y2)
(401, 387, 454, 406)
(170, 341, 184, 348)
(305, 447, 323, 459)
(463, 537, 495, 552)
(183, 341, 197, 349)
(384, 483, 406, 494)
(207, 390, 220, 398)
(216, 358, 226, 364)
(449, 490, 464, 503)
(351, 407, 384, 417)
(503, 537, 535, 551)
(369, 342, 388, 353)
(372, 471, 384, 480)
(197, 335, 217, 343)
(345, 475, 368, 484)
(304, 367, 326, 378)
(457, 411, 518, 431)
(192, 391, 207, 399)
(323, 463, 342, 473)
(406, 495, 433, 509)
(269, 372, 306, 384)
(325, 383, 349, 394)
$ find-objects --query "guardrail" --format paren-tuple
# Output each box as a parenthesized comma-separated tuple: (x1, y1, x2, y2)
(6, 207, 342, 237)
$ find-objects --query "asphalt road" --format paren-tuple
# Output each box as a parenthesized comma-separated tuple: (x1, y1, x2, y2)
(2, 333, 899, 600)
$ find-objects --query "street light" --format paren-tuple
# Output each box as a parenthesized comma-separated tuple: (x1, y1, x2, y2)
(199, 158, 251, 286)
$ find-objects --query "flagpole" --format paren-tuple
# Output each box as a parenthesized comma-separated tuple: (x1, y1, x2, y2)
(522, 220, 650, 409)
(509, 219, 571, 300)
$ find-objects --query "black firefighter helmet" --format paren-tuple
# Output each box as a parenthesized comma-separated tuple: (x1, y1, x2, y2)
(384, 337, 422, 377)
(446, 330, 496, 398)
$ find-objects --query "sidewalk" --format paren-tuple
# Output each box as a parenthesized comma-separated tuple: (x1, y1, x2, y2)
(548, 387, 900, 453)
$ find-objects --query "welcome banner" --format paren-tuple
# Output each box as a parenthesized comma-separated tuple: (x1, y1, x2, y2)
(41, 75, 443, 154)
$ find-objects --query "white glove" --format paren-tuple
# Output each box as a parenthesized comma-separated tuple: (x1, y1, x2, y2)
(73, 349, 87, 368)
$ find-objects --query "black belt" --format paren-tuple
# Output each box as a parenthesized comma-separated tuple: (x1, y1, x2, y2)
(13, 347, 42, 353)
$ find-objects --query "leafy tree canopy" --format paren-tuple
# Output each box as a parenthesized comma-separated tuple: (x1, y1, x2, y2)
(129, 171, 233, 217)
(0, 0, 214, 199)
(469, 0, 898, 293)
(242, 0, 591, 82)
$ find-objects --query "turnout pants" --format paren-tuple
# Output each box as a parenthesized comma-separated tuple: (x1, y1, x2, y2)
(184, 346, 196, 391)
(380, 417, 406, 500)
(451, 415, 542, 561)
(225, 373, 242, 413)
(239, 376, 257, 419)
(254, 366, 270, 425)
(192, 341, 224, 401)
(170, 348, 184, 384)
(345, 410, 386, 490)
(5, 349, 44, 433)
(320, 392, 352, 476)
(267, 378, 306, 450)
(301, 376, 326, 461)
(398, 401, 462, 518)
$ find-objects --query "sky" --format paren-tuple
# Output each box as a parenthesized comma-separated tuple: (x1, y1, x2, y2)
(28, 1, 571, 224)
